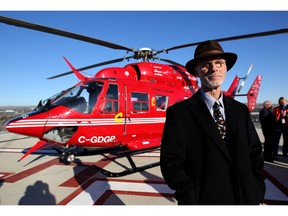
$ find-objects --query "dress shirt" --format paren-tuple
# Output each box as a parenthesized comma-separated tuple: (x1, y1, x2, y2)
(200, 89, 226, 120)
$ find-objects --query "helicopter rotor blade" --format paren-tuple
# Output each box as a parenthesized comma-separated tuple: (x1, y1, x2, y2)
(158, 28, 288, 54)
(156, 57, 185, 67)
(0, 16, 134, 52)
(47, 56, 131, 79)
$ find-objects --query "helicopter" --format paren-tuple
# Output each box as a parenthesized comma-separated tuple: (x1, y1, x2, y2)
(1, 16, 287, 177)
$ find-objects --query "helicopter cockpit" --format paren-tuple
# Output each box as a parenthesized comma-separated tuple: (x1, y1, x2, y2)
(37, 81, 104, 114)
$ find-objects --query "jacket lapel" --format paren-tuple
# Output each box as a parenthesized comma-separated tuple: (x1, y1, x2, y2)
(188, 90, 231, 161)
(223, 96, 238, 143)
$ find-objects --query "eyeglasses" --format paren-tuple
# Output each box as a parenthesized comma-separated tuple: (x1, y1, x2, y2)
(199, 59, 226, 71)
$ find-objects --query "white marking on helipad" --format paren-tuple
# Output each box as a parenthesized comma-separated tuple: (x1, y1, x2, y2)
(67, 181, 174, 205)
(135, 152, 160, 157)
(0, 148, 56, 154)
(265, 179, 288, 201)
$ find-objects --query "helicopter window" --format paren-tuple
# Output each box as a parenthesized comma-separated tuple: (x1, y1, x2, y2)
(48, 82, 104, 114)
(103, 84, 119, 113)
(131, 92, 149, 112)
(156, 95, 168, 111)
(49, 85, 87, 113)
(52, 85, 82, 105)
(86, 82, 104, 113)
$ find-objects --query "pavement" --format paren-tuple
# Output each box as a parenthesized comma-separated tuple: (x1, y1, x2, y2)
(0, 129, 287, 206)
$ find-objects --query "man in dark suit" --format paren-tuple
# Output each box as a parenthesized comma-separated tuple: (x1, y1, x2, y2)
(160, 40, 266, 205)
(259, 100, 276, 162)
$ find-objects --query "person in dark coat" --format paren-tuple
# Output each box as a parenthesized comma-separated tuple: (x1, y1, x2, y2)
(259, 100, 276, 162)
(160, 40, 266, 205)
(273, 97, 288, 157)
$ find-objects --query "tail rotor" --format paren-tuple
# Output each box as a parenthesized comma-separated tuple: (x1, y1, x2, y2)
(237, 64, 253, 93)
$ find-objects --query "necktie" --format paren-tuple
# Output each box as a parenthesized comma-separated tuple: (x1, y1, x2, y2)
(213, 101, 226, 140)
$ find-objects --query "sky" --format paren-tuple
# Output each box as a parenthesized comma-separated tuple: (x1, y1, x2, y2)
(0, 7, 288, 106)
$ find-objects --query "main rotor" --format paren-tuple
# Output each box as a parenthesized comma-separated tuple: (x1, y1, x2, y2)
(0, 15, 287, 79)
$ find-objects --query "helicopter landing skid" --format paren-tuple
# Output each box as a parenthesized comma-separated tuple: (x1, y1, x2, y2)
(55, 145, 161, 176)
(93, 155, 160, 177)
(55, 144, 128, 165)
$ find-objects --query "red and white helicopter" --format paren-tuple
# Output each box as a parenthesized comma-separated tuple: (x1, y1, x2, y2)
(1, 16, 287, 176)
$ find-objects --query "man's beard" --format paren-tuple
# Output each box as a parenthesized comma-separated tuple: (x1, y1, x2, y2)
(200, 76, 224, 89)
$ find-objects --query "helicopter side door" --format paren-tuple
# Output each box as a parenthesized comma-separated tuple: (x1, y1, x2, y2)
(97, 82, 127, 143)
(124, 85, 156, 142)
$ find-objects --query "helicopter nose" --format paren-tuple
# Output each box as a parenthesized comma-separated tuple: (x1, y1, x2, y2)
(4, 113, 47, 138)
(4, 117, 20, 133)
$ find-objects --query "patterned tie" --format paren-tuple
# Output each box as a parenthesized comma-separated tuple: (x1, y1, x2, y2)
(213, 101, 226, 140)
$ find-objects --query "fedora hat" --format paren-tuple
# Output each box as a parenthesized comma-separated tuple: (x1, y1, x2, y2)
(185, 40, 237, 76)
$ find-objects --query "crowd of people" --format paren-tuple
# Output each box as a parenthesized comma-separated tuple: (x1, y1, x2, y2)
(259, 97, 288, 162)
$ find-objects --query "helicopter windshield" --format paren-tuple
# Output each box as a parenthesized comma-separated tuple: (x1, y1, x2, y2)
(40, 81, 104, 113)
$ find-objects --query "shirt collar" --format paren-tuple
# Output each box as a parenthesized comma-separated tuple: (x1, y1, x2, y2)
(200, 88, 224, 111)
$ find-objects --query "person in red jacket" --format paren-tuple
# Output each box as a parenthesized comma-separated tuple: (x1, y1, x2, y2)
(272, 97, 288, 157)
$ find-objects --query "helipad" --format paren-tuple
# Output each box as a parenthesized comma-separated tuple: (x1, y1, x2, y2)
(0, 131, 287, 205)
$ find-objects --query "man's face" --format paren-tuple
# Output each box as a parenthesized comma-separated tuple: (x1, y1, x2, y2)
(280, 98, 287, 106)
(195, 58, 227, 89)
(264, 102, 272, 109)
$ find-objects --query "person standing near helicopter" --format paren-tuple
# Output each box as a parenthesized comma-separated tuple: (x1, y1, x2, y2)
(259, 100, 276, 162)
(160, 40, 265, 204)
(273, 97, 288, 157)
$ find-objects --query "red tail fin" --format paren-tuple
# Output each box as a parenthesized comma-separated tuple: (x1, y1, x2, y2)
(226, 75, 239, 98)
(247, 75, 262, 111)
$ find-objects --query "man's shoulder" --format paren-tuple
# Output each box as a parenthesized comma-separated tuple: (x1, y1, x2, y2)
(169, 97, 191, 110)
(224, 96, 248, 110)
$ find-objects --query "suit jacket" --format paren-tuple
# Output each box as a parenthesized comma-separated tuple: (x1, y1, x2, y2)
(160, 90, 266, 205)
